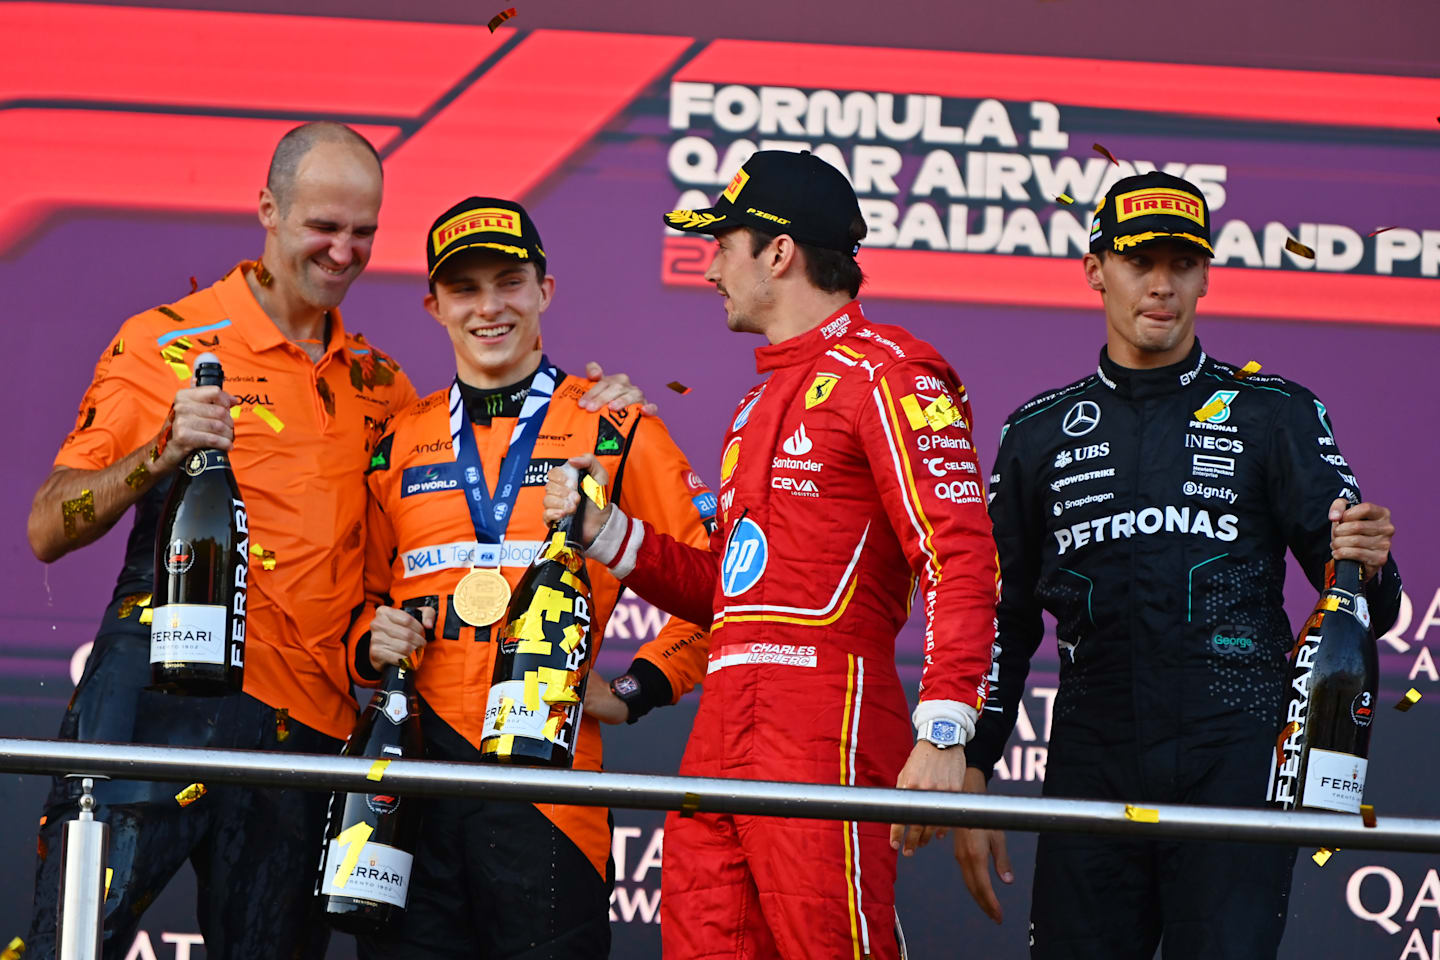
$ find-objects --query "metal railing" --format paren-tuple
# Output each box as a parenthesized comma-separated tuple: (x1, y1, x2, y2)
(2, 737, 1436, 853)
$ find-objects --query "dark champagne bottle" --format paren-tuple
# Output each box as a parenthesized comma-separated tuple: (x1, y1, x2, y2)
(150, 352, 248, 695)
(1268, 559, 1379, 813)
(480, 467, 593, 767)
(317, 607, 426, 935)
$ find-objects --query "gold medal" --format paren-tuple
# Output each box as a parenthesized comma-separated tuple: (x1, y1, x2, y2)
(452, 567, 511, 626)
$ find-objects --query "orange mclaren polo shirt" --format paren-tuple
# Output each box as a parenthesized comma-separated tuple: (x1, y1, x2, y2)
(55, 262, 417, 738)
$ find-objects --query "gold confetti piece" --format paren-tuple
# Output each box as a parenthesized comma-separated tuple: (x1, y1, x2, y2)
(1361, 804, 1377, 828)
(124, 462, 151, 490)
(275, 707, 290, 743)
(1368, 226, 1399, 237)
(1321, 596, 1340, 611)
(4, 935, 24, 960)
(524, 671, 541, 712)
(539, 665, 579, 704)
(666, 381, 691, 395)
(559, 570, 585, 593)
(1235, 361, 1262, 379)
(112, 339, 124, 357)
(1092, 142, 1119, 166)
(1396, 688, 1422, 711)
(921, 394, 962, 431)
(117, 593, 152, 620)
(230, 406, 242, 420)
(543, 713, 565, 742)
(252, 406, 284, 433)
(1284, 237, 1315, 259)
(332, 821, 374, 888)
(581, 474, 608, 510)
(1312, 847, 1338, 866)
(366, 759, 390, 782)
(1193, 399, 1226, 422)
(487, 6, 516, 31)
(495, 698, 513, 731)
(61, 489, 95, 539)
(104, 868, 112, 898)
(1275, 720, 1300, 769)
(516, 638, 553, 656)
(1124, 804, 1159, 823)
(139, 608, 154, 625)
(560, 623, 584, 653)
(175, 783, 207, 807)
(1055, 193, 1075, 205)
(680, 792, 701, 818)
(249, 543, 276, 570)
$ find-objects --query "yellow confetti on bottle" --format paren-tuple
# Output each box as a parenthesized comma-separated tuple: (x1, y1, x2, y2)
(366, 759, 390, 782)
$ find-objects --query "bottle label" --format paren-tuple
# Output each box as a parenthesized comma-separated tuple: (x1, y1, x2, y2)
(150, 604, 227, 665)
(1303, 747, 1367, 813)
(320, 836, 412, 907)
(483, 680, 550, 741)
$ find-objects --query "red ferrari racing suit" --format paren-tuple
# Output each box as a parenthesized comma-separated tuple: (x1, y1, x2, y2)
(587, 302, 998, 960)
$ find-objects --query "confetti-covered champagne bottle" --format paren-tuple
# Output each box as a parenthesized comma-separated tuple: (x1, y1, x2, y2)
(480, 466, 593, 767)
(317, 612, 424, 934)
(150, 353, 247, 694)
(1267, 559, 1378, 813)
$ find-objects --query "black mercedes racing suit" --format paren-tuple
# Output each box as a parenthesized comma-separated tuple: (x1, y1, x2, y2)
(968, 341, 1401, 960)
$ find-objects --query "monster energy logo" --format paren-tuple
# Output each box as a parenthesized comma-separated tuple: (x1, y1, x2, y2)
(485, 394, 503, 416)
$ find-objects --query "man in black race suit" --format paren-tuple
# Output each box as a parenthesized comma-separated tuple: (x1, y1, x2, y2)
(955, 171, 1401, 959)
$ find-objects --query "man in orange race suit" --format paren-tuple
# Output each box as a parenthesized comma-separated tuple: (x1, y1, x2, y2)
(24, 125, 644, 960)
(351, 196, 716, 959)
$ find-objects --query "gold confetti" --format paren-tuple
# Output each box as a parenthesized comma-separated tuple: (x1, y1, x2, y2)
(543, 713, 565, 742)
(1235, 361, 1262, 379)
(1368, 226, 1399, 237)
(524, 671, 542, 711)
(680, 792, 702, 818)
(516, 639, 553, 656)
(139, 608, 154, 625)
(366, 759, 390, 782)
(1396, 688, 1422, 711)
(1092, 142, 1119, 166)
(175, 783, 207, 807)
(252, 406, 285, 433)
(581, 474, 608, 510)
(2, 935, 25, 960)
(124, 462, 151, 490)
(666, 381, 691, 395)
(230, 406, 242, 420)
(1284, 237, 1315, 259)
(1124, 804, 1159, 823)
(487, 6, 516, 31)
(111, 339, 124, 357)
(331, 822, 374, 888)
(104, 868, 112, 898)
(495, 698, 513, 731)
(61, 489, 95, 538)
(275, 707, 290, 743)
(1361, 804, 1377, 828)
(117, 593, 152, 620)
(249, 543, 277, 571)
(1312, 847, 1338, 866)
(189, 276, 198, 294)
(1193, 399, 1226, 422)
(1055, 194, 1075, 205)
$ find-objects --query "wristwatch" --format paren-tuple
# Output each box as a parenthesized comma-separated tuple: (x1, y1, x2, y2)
(610, 673, 649, 724)
(919, 718, 962, 750)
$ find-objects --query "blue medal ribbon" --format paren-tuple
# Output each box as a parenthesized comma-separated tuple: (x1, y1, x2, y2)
(448, 360, 558, 557)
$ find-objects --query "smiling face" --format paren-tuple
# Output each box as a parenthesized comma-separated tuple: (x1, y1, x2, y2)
(425, 250, 553, 388)
(258, 140, 381, 311)
(1084, 239, 1210, 368)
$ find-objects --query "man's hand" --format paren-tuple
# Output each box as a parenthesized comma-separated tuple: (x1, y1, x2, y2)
(154, 384, 239, 473)
(543, 455, 613, 546)
(889, 740, 967, 856)
(579, 362, 658, 416)
(1329, 498, 1394, 581)
(368, 605, 433, 672)
(584, 672, 630, 724)
(952, 767, 1013, 924)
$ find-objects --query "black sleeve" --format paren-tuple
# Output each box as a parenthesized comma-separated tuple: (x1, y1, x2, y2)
(1266, 388, 1402, 633)
(967, 420, 1047, 780)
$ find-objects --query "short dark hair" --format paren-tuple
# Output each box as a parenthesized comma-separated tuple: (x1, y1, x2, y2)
(747, 218, 867, 298)
(267, 122, 383, 214)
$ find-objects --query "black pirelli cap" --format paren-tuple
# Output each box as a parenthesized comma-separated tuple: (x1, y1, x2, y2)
(1088, 171, 1213, 257)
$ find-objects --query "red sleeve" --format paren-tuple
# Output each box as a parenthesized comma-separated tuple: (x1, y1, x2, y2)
(860, 359, 998, 711)
(595, 510, 722, 631)
(612, 413, 714, 703)
(55, 318, 178, 471)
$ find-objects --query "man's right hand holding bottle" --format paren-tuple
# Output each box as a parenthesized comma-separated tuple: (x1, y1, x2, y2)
(368, 606, 434, 672)
(541, 454, 612, 545)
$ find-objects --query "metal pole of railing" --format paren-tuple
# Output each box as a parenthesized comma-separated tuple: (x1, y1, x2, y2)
(55, 776, 106, 960)
(2, 737, 1435, 853)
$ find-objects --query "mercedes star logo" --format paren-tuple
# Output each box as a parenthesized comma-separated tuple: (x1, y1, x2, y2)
(1061, 401, 1101, 437)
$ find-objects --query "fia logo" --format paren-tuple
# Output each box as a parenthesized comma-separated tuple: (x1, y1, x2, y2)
(465, 466, 480, 485)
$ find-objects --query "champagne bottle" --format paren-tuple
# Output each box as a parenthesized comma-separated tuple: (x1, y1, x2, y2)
(1268, 559, 1379, 813)
(317, 606, 426, 935)
(480, 466, 593, 767)
(150, 352, 248, 695)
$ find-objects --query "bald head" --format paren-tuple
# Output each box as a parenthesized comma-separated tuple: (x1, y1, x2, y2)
(266, 122, 382, 215)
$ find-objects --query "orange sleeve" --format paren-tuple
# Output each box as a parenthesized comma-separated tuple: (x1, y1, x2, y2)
(612, 412, 715, 704)
(347, 433, 399, 687)
(388, 365, 419, 415)
(55, 317, 178, 471)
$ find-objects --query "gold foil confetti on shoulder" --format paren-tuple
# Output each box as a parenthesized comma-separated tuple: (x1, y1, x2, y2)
(1235, 361, 1262, 379)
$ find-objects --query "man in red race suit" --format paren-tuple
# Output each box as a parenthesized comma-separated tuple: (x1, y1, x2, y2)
(545, 150, 999, 960)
